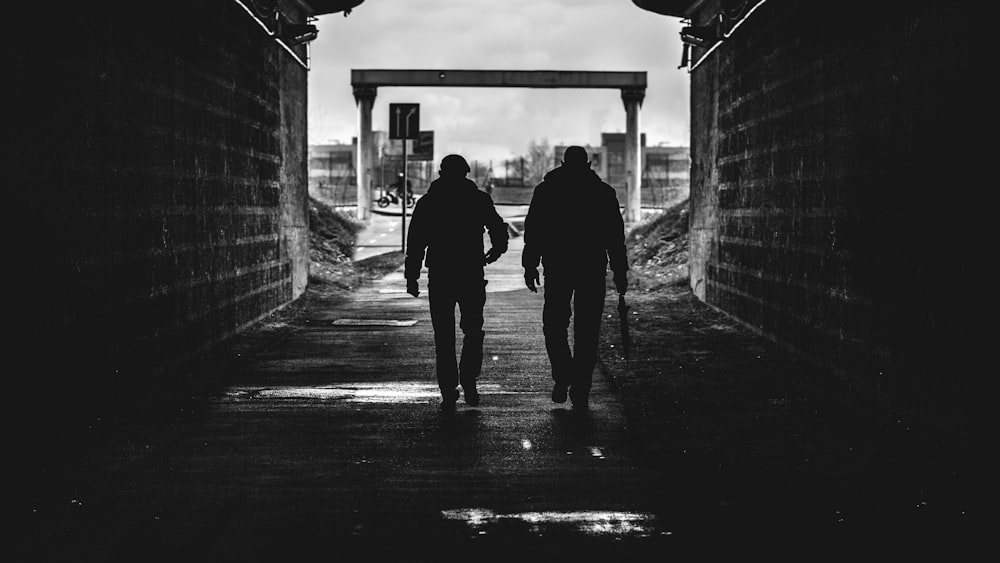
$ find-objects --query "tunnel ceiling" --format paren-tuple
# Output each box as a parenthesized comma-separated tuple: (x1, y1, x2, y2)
(303, 0, 366, 16)
(310, 1, 690, 18)
(310, 1, 686, 19)
(632, 0, 696, 17)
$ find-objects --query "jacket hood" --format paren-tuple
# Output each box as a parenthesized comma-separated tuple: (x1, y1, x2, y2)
(542, 164, 602, 185)
(427, 176, 478, 195)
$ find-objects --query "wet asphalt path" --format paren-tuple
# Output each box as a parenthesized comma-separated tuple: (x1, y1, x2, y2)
(16, 214, 675, 560)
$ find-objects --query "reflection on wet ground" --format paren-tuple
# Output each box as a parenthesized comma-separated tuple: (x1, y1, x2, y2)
(224, 382, 516, 404)
(331, 318, 418, 326)
(441, 508, 668, 538)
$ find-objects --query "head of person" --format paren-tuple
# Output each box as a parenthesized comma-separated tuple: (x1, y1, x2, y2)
(562, 145, 590, 168)
(439, 154, 471, 178)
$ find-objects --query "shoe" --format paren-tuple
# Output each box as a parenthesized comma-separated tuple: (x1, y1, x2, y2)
(440, 389, 459, 411)
(551, 383, 568, 404)
(463, 382, 480, 407)
(569, 390, 589, 409)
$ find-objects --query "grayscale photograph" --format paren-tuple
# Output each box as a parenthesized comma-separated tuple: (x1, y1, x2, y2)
(7, 0, 973, 559)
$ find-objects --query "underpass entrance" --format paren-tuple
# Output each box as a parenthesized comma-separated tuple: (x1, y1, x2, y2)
(351, 69, 646, 223)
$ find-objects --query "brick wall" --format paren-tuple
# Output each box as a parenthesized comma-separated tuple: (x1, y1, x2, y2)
(6, 1, 309, 420)
(687, 0, 972, 425)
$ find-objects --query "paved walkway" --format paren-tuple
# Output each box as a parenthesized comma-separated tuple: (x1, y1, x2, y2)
(14, 225, 674, 561)
(353, 201, 529, 262)
(351, 201, 414, 262)
(13, 205, 972, 560)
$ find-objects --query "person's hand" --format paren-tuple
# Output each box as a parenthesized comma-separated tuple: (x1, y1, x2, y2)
(614, 272, 628, 295)
(524, 268, 540, 293)
(406, 279, 420, 297)
(484, 246, 505, 265)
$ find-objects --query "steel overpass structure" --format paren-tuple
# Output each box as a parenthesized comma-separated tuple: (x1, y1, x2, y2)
(351, 69, 647, 222)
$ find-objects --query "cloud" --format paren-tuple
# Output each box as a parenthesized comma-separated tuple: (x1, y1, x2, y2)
(307, 1, 688, 163)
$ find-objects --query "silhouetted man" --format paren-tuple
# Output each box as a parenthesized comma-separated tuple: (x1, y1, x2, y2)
(522, 146, 628, 409)
(405, 154, 509, 410)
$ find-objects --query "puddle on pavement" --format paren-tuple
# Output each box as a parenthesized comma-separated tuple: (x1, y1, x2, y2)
(225, 383, 513, 404)
(331, 319, 418, 326)
(441, 508, 666, 537)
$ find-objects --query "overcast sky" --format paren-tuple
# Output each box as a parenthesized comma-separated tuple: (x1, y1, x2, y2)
(307, 0, 689, 166)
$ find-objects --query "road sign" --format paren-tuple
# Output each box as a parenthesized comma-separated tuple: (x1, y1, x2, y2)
(388, 103, 420, 254)
(389, 103, 420, 140)
(412, 130, 434, 161)
(379, 131, 433, 162)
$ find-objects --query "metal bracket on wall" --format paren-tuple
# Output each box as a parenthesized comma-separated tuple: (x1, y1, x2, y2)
(232, 0, 313, 70)
(684, 0, 768, 72)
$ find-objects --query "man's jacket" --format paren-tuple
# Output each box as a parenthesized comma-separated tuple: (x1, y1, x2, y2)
(405, 176, 508, 280)
(521, 164, 628, 277)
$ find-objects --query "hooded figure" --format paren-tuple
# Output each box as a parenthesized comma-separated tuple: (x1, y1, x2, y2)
(405, 154, 509, 410)
(521, 145, 628, 409)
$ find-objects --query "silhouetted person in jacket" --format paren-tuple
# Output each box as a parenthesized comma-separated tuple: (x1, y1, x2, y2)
(405, 154, 509, 410)
(522, 146, 628, 409)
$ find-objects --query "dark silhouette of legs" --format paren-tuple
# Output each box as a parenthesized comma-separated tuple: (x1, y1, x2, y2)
(569, 276, 607, 407)
(543, 275, 606, 407)
(429, 274, 486, 406)
(543, 279, 574, 402)
(457, 280, 486, 405)
(429, 282, 460, 398)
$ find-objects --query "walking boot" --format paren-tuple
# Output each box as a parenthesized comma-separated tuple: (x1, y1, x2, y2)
(552, 382, 569, 403)
(462, 380, 480, 407)
(440, 388, 460, 412)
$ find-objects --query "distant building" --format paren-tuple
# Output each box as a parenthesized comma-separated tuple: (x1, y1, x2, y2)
(309, 142, 356, 206)
(600, 132, 646, 189)
(310, 131, 436, 205)
(555, 134, 690, 208)
(642, 144, 690, 207)
(375, 131, 435, 192)
(553, 144, 609, 180)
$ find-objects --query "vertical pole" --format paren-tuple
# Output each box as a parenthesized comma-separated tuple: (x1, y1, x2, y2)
(354, 86, 377, 221)
(621, 87, 645, 224)
(401, 138, 407, 254)
(327, 153, 333, 205)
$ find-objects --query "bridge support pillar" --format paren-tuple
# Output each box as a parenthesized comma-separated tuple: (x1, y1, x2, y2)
(354, 86, 377, 221)
(622, 87, 644, 224)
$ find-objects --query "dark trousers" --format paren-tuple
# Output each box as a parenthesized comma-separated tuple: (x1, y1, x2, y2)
(428, 271, 487, 396)
(542, 274, 607, 398)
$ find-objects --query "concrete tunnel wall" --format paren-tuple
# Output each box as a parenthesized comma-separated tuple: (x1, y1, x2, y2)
(6, 1, 310, 420)
(686, 0, 972, 427)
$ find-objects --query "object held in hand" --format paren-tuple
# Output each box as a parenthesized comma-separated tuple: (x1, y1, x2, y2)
(617, 293, 631, 368)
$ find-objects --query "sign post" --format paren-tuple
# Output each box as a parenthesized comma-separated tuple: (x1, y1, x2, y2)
(389, 103, 419, 253)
